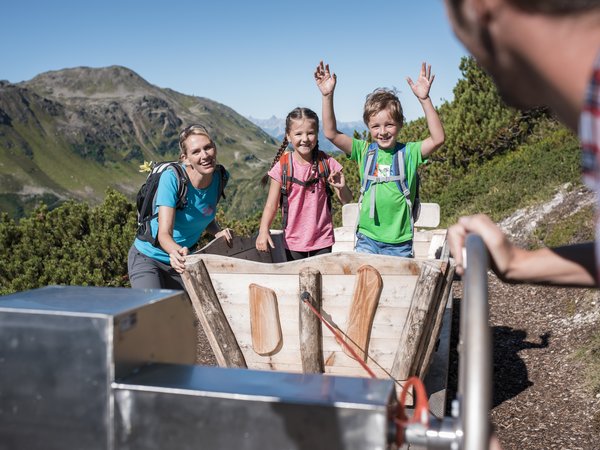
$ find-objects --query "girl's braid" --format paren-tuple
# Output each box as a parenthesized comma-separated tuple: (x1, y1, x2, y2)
(261, 138, 288, 186)
(305, 140, 321, 186)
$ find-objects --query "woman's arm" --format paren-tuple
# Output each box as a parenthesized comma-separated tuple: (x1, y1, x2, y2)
(157, 205, 188, 273)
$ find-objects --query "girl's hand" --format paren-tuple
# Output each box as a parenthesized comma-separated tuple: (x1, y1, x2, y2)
(169, 246, 189, 273)
(328, 170, 346, 189)
(256, 230, 274, 253)
(215, 228, 233, 246)
(407, 62, 435, 101)
(314, 61, 337, 97)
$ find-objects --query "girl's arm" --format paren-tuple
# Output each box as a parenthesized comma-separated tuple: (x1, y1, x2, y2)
(157, 205, 188, 273)
(315, 61, 353, 155)
(407, 63, 445, 158)
(256, 179, 282, 252)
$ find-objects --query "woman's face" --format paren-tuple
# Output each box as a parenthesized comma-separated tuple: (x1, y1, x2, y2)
(182, 134, 217, 175)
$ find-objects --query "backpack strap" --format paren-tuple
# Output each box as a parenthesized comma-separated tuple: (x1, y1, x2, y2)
(278, 151, 289, 230)
(136, 162, 190, 247)
(317, 151, 334, 212)
(216, 164, 228, 204)
(393, 145, 416, 233)
(279, 150, 333, 230)
(357, 143, 407, 220)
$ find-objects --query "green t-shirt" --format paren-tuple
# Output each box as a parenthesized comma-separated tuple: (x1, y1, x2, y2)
(350, 139, 423, 244)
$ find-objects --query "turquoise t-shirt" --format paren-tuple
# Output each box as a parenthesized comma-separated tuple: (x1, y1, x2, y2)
(134, 164, 222, 264)
(350, 139, 423, 244)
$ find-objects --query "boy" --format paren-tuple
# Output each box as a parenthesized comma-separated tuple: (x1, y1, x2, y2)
(314, 61, 445, 257)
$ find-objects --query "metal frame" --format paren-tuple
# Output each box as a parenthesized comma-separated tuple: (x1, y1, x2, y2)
(403, 234, 491, 449)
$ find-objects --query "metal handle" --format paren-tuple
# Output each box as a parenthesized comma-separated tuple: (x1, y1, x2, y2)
(458, 233, 492, 450)
(401, 233, 492, 449)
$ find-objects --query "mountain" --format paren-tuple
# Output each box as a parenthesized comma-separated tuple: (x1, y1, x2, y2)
(0, 66, 277, 218)
(247, 115, 367, 152)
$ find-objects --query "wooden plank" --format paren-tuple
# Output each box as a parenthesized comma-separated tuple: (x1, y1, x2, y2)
(248, 284, 282, 356)
(221, 304, 411, 341)
(186, 251, 428, 276)
(343, 265, 383, 361)
(298, 268, 324, 373)
(416, 262, 456, 379)
(340, 202, 440, 228)
(428, 230, 448, 259)
(196, 234, 273, 263)
(209, 273, 417, 308)
(181, 259, 247, 368)
(409, 264, 448, 376)
(391, 261, 443, 381)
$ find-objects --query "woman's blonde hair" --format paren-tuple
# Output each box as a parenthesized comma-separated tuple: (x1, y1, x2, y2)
(178, 124, 214, 159)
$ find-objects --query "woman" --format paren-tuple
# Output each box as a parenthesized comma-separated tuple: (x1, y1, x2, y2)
(128, 124, 232, 289)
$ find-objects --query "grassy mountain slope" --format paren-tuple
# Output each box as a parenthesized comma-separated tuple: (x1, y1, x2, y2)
(0, 66, 278, 218)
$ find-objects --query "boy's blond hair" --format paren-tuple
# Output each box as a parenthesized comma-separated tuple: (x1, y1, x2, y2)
(363, 88, 404, 128)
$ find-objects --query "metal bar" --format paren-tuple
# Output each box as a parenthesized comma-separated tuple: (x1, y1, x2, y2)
(460, 234, 491, 450)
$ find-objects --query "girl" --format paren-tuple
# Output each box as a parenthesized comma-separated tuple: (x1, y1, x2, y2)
(256, 107, 352, 261)
(128, 124, 232, 289)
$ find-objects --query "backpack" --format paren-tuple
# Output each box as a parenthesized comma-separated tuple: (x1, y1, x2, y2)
(278, 150, 333, 229)
(136, 161, 228, 246)
(357, 142, 421, 230)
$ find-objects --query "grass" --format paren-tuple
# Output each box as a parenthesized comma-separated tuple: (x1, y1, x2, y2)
(428, 125, 581, 227)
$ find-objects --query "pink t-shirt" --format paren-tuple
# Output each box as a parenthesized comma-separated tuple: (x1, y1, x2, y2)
(268, 153, 343, 251)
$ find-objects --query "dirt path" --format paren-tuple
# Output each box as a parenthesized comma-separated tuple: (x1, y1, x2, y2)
(451, 277, 600, 450)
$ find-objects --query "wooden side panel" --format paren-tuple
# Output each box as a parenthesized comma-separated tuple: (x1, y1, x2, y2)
(181, 260, 246, 368)
(391, 262, 444, 381)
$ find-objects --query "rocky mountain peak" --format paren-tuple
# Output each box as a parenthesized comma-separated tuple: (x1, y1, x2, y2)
(21, 65, 157, 99)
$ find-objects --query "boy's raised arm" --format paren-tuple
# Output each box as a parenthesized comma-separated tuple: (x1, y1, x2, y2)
(315, 61, 353, 155)
(407, 62, 445, 158)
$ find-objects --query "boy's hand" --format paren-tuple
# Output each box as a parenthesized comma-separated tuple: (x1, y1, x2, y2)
(327, 170, 346, 189)
(314, 61, 337, 96)
(407, 62, 435, 100)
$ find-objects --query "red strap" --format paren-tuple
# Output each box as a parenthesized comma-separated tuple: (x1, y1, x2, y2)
(300, 292, 377, 378)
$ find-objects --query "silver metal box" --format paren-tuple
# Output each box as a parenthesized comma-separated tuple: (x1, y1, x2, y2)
(114, 364, 397, 450)
(0, 286, 196, 450)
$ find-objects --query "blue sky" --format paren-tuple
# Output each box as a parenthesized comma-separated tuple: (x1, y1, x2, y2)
(1, 0, 467, 123)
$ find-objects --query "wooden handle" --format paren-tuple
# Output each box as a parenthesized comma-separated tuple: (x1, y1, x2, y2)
(343, 265, 383, 361)
(249, 284, 282, 356)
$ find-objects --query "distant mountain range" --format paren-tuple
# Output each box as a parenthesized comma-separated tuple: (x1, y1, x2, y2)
(0, 66, 278, 218)
(247, 115, 367, 153)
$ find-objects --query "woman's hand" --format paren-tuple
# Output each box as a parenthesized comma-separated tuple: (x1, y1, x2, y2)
(169, 246, 189, 273)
